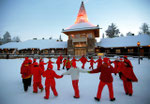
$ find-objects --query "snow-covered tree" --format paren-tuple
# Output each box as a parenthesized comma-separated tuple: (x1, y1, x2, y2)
(12, 36, 21, 42)
(126, 32, 134, 36)
(105, 23, 120, 38)
(3, 31, 11, 43)
(140, 23, 150, 35)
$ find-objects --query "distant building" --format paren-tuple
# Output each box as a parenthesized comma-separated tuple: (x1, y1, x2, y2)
(62, 1, 100, 56)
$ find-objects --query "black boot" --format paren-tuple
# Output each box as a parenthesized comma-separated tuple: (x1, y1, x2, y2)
(94, 97, 100, 101)
(110, 98, 116, 101)
(129, 94, 132, 96)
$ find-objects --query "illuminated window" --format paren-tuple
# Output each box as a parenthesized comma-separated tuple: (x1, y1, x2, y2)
(116, 49, 121, 53)
(74, 42, 86, 47)
(128, 49, 133, 53)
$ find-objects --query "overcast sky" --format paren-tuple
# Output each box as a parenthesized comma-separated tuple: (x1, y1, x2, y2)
(0, 0, 150, 41)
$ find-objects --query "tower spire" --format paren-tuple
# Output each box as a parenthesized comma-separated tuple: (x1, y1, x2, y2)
(75, 1, 88, 24)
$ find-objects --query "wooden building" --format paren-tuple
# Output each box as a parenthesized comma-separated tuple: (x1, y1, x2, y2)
(62, 1, 100, 56)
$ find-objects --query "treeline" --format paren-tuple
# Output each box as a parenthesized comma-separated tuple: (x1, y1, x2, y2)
(0, 32, 21, 45)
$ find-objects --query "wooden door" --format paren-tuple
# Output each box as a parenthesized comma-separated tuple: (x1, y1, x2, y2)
(75, 48, 86, 56)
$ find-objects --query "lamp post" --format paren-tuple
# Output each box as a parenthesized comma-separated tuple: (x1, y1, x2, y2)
(148, 45, 150, 59)
(137, 41, 140, 64)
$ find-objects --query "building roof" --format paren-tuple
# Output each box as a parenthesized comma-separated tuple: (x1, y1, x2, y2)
(62, 1, 99, 35)
(62, 22, 99, 33)
(97, 34, 150, 48)
(0, 39, 67, 50)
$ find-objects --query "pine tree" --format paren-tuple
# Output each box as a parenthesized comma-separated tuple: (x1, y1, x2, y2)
(105, 23, 120, 38)
(140, 23, 150, 35)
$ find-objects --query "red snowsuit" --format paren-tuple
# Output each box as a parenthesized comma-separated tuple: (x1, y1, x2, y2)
(47, 60, 54, 69)
(62, 59, 67, 69)
(90, 63, 117, 100)
(79, 56, 87, 69)
(58, 55, 63, 64)
(39, 61, 47, 74)
(96, 57, 102, 68)
(32, 66, 43, 93)
(43, 69, 62, 99)
(71, 58, 78, 68)
(66, 59, 71, 70)
(56, 58, 61, 70)
(88, 58, 95, 70)
(119, 60, 138, 95)
(21, 61, 32, 79)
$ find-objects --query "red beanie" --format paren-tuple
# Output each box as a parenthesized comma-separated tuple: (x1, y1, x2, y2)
(48, 65, 53, 69)
(103, 57, 109, 64)
(124, 56, 127, 59)
(28, 59, 32, 64)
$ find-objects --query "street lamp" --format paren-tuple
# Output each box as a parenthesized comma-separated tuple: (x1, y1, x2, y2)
(148, 45, 150, 59)
(137, 41, 140, 64)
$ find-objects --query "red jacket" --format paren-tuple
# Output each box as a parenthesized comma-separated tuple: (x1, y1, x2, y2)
(79, 57, 87, 64)
(39, 61, 47, 73)
(43, 69, 62, 86)
(32, 66, 43, 82)
(96, 58, 102, 67)
(89, 59, 95, 65)
(113, 60, 120, 71)
(90, 63, 117, 83)
(63, 59, 67, 66)
(20, 61, 32, 79)
(47, 60, 54, 68)
(71, 58, 77, 67)
(56, 58, 61, 64)
(120, 62, 138, 82)
(66, 60, 71, 69)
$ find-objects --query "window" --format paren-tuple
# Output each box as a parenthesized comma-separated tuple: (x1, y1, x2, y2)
(74, 42, 86, 47)
(116, 49, 121, 53)
(128, 49, 134, 53)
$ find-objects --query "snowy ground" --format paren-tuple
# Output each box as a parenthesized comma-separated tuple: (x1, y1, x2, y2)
(0, 57, 150, 104)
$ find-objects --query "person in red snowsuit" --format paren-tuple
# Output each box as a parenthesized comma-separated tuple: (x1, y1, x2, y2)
(88, 57, 117, 101)
(20, 57, 32, 91)
(71, 56, 78, 68)
(39, 59, 47, 74)
(88, 57, 95, 70)
(31, 62, 44, 93)
(47, 58, 54, 69)
(65, 57, 71, 71)
(79, 55, 87, 69)
(62, 58, 67, 69)
(43, 65, 63, 99)
(58, 55, 63, 64)
(112, 58, 120, 76)
(32, 58, 37, 65)
(95, 57, 102, 68)
(119, 56, 138, 96)
(56, 57, 61, 70)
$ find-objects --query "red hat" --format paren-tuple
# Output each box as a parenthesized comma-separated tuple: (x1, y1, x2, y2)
(99, 57, 101, 59)
(33, 58, 36, 62)
(120, 58, 123, 61)
(28, 59, 32, 64)
(48, 65, 53, 69)
(103, 57, 109, 64)
(25, 57, 28, 60)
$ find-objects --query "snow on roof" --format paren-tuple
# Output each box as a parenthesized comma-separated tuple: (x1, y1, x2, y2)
(62, 22, 99, 32)
(97, 34, 150, 48)
(0, 39, 67, 50)
(0, 42, 19, 49)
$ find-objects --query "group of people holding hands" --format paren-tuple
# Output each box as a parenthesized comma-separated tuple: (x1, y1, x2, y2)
(20, 55, 138, 102)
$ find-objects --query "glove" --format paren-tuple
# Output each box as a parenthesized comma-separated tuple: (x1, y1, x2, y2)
(127, 78, 132, 82)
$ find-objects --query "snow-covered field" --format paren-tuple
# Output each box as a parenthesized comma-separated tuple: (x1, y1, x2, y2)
(0, 57, 150, 104)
